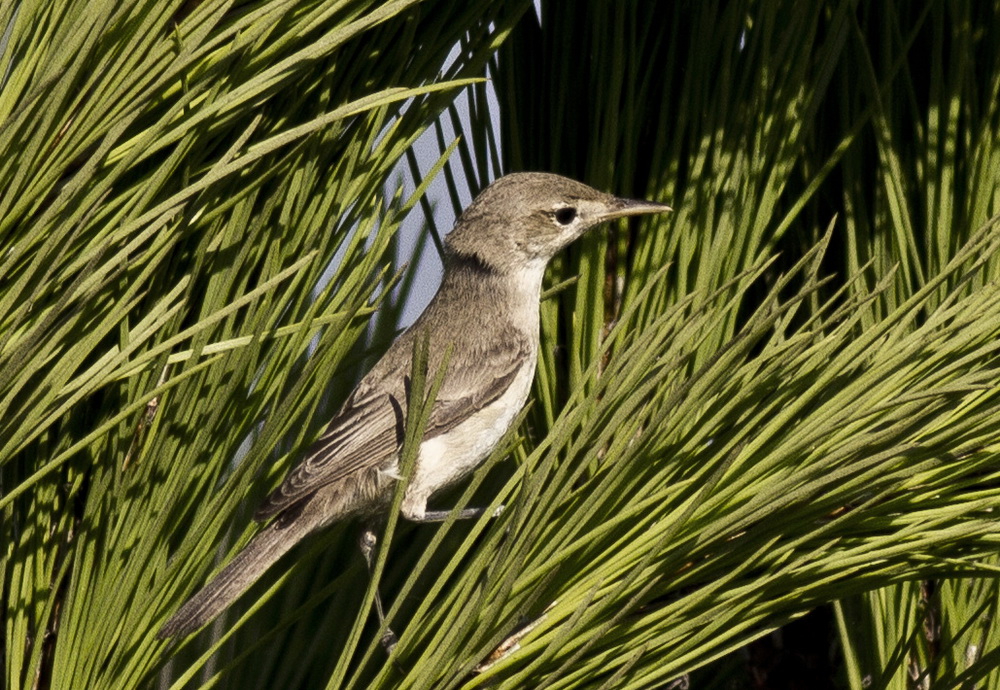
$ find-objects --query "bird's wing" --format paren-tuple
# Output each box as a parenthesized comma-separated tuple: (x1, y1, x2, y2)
(253, 391, 403, 521)
(423, 335, 531, 438)
(253, 333, 531, 521)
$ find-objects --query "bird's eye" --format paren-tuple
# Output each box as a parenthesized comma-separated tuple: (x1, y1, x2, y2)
(555, 207, 578, 225)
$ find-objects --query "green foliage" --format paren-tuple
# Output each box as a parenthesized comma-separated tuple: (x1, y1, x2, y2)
(2, 1, 1000, 689)
(490, 2, 1000, 686)
(0, 0, 528, 687)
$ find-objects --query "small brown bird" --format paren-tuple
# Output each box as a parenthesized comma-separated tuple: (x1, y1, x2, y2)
(158, 172, 670, 638)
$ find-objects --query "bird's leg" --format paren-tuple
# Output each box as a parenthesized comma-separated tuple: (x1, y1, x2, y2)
(359, 527, 398, 653)
(411, 505, 505, 522)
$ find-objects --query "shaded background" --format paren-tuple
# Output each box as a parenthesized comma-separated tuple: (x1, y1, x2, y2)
(2, 1, 1000, 689)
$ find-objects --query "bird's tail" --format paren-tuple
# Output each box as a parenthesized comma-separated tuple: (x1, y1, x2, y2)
(157, 514, 312, 639)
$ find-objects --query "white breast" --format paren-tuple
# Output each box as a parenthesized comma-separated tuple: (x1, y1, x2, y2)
(399, 258, 546, 519)
(401, 355, 536, 518)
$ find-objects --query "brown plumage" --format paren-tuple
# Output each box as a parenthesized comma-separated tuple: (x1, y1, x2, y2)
(158, 172, 670, 638)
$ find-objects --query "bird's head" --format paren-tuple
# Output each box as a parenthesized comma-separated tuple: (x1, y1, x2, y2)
(444, 172, 671, 272)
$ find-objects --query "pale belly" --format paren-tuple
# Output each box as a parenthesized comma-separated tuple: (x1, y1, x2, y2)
(402, 358, 535, 513)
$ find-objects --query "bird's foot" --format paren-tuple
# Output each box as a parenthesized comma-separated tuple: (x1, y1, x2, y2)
(412, 504, 505, 522)
(380, 629, 399, 654)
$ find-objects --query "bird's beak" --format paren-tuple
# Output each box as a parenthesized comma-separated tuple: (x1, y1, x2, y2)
(599, 197, 673, 222)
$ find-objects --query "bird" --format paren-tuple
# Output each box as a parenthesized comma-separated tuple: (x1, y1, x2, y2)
(157, 172, 671, 639)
